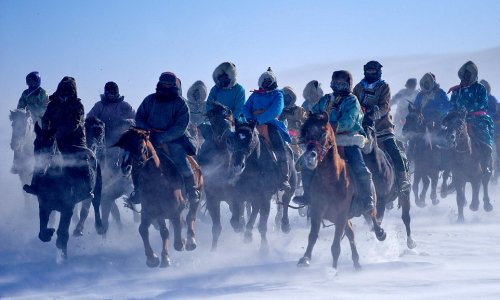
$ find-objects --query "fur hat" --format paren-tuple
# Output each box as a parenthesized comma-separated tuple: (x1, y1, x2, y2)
(187, 80, 208, 102)
(213, 62, 237, 88)
(303, 80, 324, 104)
(480, 79, 491, 95)
(458, 61, 478, 84)
(282, 86, 297, 105)
(258, 67, 277, 89)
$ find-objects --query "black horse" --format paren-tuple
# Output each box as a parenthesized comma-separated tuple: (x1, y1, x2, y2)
(440, 110, 493, 222)
(226, 118, 297, 252)
(9, 109, 35, 207)
(28, 122, 104, 260)
(363, 123, 416, 249)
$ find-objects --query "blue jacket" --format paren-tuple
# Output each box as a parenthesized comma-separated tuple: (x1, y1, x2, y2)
(243, 89, 291, 143)
(487, 94, 498, 121)
(414, 87, 450, 123)
(450, 82, 494, 147)
(206, 83, 245, 118)
(312, 93, 365, 136)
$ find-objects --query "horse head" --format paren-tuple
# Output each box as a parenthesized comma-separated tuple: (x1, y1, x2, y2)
(85, 117, 105, 150)
(9, 108, 33, 152)
(402, 102, 424, 138)
(204, 101, 234, 146)
(227, 117, 259, 179)
(114, 127, 156, 176)
(440, 110, 469, 152)
(300, 111, 335, 170)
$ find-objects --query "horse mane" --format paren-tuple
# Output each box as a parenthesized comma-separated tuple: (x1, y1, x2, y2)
(207, 101, 234, 122)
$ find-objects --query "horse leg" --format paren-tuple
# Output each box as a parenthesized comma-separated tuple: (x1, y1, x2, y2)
(376, 195, 386, 224)
(230, 199, 245, 233)
(171, 213, 185, 252)
(482, 172, 493, 212)
(419, 175, 430, 207)
(244, 201, 260, 244)
(344, 220, 361, 270)
(109, 200, 123, 231)
(456, 183, 466, 223)
(38, 204, 54, 242)
(56, 208, 73, 261)
(469, 179, 481, 212)
(298, 206, 322, 267)
(280, 189, 293, 234)
(139, 216, 160, 267)
(158, 219, 171, 268)
(185, 200, 199, 251)
(400, 191, 416, 248)
(100, 196, 112, 234)
(413, 173, 423, 207)
(258, 198, 271, 252)
(368, 213, 386, 241)
(207, 197, 222, 251)
(274, 197, 283, 230)
(73, 199, 91, 236)
(430, 171, 439, 205)
(331, 214, 348, 270)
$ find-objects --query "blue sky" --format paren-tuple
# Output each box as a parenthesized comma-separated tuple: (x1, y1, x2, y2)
(1, 0, 500, 109)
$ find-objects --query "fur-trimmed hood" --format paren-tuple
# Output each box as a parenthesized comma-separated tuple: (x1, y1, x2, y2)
(212, 62, 237, 88)
(303, 80, 324, 104)
(458, 61, 478, 84)
(420, 72, 439, 92)
(187, 80, 207, 102)
(282, 86, 297, 106)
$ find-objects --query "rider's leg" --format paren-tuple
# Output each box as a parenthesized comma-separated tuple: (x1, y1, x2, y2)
(268, 125, 291, 191)
(383, 137, 410, 193)
(344, 145, 375, 213)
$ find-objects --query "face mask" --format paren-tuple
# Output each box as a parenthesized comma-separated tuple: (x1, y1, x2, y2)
(261, 78, 275, 90)
(331, 80, 350, 94)
(218, 73, 231, 88)
(105, 91, 118, 101)
(284, 94, 293, 107)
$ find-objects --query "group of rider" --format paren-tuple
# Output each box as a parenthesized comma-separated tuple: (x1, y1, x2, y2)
(15, 60, 498, 215)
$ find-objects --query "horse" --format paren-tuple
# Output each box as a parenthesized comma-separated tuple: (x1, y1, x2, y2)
(402, 104, 442, 207)
(114, 128, 185, 267)
(296, 112, 385, 270)
(28, 122, 104, 260)
(363, 122, 416, 249)
(9, 109, 35, 206)
(73, 117, 132, 236)
(440, 110, 493, 222)
(226, 117, 297, 252)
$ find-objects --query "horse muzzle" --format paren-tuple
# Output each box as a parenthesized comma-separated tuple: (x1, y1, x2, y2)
(304, 150, 319, 170)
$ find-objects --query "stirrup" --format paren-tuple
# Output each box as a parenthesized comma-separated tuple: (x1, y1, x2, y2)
(292, 195, 310, 206)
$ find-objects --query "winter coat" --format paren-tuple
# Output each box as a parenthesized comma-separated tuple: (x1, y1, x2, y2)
(206, 62, 245, 117)
(487, 94, 498, 121)
(450, 82, 494, 147)
(17, 87, 49, 124)
(243, 89, 291, 143)
(353, 79, 394, 136)
(312, 93, 365, 139)
(301, 80, 324, 112)
(414, 87, 450, 124)
(86, 95, 135, 147)
(279, 105, 307, 142)
(135, 93, 196, 155)
(187, 81, 208, 126)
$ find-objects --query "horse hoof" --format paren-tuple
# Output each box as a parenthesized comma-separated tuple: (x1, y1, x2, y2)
(72, 228, 83, 237)
(375, 229, 387, 241)
(484, 202, 493, 212)
(174, 239, 185, 252)
(186, 237, 197, 251)
(146, 254, 160, 268)
(230, 218, 243, 233)
(297, 256, 310, 267)
(38, 228, 55, 242)
(244, 231, 253, 243)
(281, 220, 291, 234)
(407, 237, 417, 249)
(415, 200, 426, 208)
(385, 202, 394, 210)
(432, 199, 440, 205)
(160, 255, 171, 268)
(457, 216, 465, 223)
(469, 202, 479, 212)
(353, 262, 362, 271)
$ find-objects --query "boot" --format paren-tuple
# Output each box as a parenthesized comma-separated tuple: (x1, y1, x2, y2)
(358, 173, 375, 214)
(397, 171, 411, 193)
(293, 169, 313, 206)
(183, 175, 201, 206)
(278, 160, 291, 192)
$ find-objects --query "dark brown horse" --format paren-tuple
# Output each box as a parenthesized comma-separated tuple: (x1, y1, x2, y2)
(441, 111, 493, 222)
(114, 128, 185, 267)
(297, 112, 385, 271)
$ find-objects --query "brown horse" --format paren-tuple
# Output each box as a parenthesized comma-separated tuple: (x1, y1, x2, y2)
(114, 128, 185, 267)
(297, 112, 385, 271)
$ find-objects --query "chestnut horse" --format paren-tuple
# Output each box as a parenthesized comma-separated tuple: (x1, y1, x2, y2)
(114, 128, 185, 267)
(297, 112, 385, 270)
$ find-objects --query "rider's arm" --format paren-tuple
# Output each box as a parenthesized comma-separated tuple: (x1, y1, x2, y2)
(255, 91, 284, 125)
(156, 99, 190, 144)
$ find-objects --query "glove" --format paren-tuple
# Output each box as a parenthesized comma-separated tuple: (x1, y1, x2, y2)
(369, 105, 382, 120)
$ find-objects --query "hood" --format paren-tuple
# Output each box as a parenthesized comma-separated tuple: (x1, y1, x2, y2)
(303, 80, 324, 104)
(419, 72, 439, 92)
(212, 62, 237, 88)
(50, 76, 77, 101)
(480, 79, 491, 95)
(258, 67, 277, 90)
(187, 80, 208, 103)
(282, 86, 297, 106)
(458, 61, 478, 85)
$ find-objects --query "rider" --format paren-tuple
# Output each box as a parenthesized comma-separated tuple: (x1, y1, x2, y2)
(479, 79, 499, 176)
(302, 80, 324, 113)
(12, 71, 49, 174)
(391, 78, 418, 137)
(86, 81, 135, 169)
(206, 62, 245, 118)
(293, 70, 375, 214)
(279, 86, 307, 155)
(24, 76, 94, 202)
(448, 61, 494, 175)
(187, 80, 208, 127)
(353, 61, 411, 194)
(242, 68, 292, 191)
(135, 72, 200, 206)
(414, 73, 450, 125)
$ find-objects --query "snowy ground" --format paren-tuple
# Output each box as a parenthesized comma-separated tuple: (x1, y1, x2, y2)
(1, 160, 500, 300)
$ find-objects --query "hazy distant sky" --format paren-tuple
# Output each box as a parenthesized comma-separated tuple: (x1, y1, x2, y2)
(1, 0, 500, 109)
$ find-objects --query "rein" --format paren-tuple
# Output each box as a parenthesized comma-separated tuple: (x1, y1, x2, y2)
(306, 139, 332, 162)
